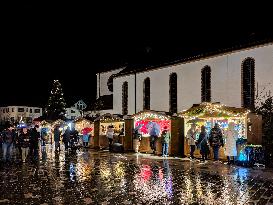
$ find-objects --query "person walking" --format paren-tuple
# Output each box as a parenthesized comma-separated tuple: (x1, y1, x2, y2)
(54, 125, 61, 152)
(197, 125, 209, 162)
(224, 122, 238, 164)
(161, 126, 171, 157)
(2, 124, 16, 162)
(186, 123, 198, 159)
(18, 128, 30, 163)
(106, 125, 114, 151)
(209, 123, 224, 162)
(29, 125, 40, 161)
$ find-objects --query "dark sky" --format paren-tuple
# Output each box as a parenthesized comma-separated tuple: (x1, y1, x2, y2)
(1, 3, 272, 108)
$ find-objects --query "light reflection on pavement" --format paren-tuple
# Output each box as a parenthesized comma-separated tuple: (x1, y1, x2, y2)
(0, 145, 272, 204)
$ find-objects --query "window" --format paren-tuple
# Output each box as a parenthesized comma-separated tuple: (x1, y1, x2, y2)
(143, 77, 150, 110)
(26, 108, 28, 112)
(107, 75, 114, 92)
(71, 110, 76, 113)
(30, 109, 32, 113)
(122, 82, 128, 115)
(7, 108, 9, 112)
(242, 58, 255, 110)
(201, 66, 211, 102)
(18, 108, 24, 112)
(169, 73, 177, 113)
(12, 108, 14, 112)
(3, 109, 5, 113)
(34, 109, 40, 113)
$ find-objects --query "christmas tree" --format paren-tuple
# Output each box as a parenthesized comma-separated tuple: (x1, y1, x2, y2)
(45, 80, 66, 120)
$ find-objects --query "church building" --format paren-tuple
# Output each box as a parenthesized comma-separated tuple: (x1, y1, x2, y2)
(95, 41, 273, 116)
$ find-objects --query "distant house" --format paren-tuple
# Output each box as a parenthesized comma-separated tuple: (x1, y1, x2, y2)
(65, 100, 87, 120)
(0, 106, 42, 124)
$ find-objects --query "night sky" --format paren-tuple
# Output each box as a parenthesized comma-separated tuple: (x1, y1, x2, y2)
(1, 3, 272, 108)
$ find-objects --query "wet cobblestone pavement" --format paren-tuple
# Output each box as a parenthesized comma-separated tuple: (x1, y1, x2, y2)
(0, 145, 273, 205)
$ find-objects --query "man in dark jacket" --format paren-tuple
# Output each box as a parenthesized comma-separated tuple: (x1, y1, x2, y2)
(2, 125, 15, 161)
(2, 124, 16, 162)
(209, 123, 224, 161)
(161, 126, 171, 157)
(29, 125, 40, 160)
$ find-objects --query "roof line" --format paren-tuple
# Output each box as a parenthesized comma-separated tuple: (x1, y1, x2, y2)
(114, 40, 273, 78)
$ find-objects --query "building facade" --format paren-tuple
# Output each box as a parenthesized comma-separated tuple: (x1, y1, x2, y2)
(112, 43, 273, 115)
(65, 100, 87, 120)
(0, 106, 42, 124)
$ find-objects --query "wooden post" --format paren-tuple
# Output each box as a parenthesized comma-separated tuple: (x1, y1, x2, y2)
(170, 117, 185, 157)
(93, 121, 100, 149)
(124, 119, 134, 151)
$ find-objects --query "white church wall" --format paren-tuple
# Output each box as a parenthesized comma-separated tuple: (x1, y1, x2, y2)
(113, 43, 273, 115)
(113, 74, 136, 115)
(96, 68, 124, 98)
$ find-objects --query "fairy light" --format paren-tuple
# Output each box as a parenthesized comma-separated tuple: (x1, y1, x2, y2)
(179, 102, 250, 119)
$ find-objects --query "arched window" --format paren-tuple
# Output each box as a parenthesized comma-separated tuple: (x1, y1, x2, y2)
(242, 58, 255, 110)
(143, 77, 150, 110)
(201, 65, 211, 102)
(169, 73, 177, 113)
(122, 82, 128, 115)
(107, 75, 114, 92)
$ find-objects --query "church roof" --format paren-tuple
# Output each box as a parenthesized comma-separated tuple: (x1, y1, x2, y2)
(90, 94, 113, 111)
(114, 36, 273, 78)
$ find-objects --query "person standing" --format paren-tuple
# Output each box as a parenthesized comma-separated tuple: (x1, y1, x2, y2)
(54, 125, 61, 152)
(186, 123, 198, 159)
(197, 125, 209, 162)
(106, 125, 114, 151)
(224, 122, 238, 164)
(29, 125, 40, 161)
(19, 128, 30, 163)
(133, 125, 142, 153)
(2, 124, 16, 162)
(63, 127, 70, 151)
(209, 123, 224, 162)
(161, 126, 171, 157)
(82, 133, 90, 148)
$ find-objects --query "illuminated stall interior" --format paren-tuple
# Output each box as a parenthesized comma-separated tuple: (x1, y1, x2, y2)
(95, 113, 125, 148)
(133, 111, 171, 153)
(74, 117, 94, 136)
(179, 102, 250, 159)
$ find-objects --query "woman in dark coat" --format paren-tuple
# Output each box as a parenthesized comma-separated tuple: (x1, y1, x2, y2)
(197, 125, 210, 162)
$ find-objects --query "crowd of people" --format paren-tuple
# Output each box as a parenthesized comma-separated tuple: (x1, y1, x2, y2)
(0, 124, 41, 163)
(132, 122, 239, 164)
(0, 123, 86, 164)
(186, 122, 239, 164)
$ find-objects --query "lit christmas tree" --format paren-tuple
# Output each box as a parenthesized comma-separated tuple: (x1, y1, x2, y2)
(45, 80, 66, 120)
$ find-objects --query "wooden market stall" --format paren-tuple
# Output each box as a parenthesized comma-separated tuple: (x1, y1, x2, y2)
(94, 113, 125, 149)
(132, 111, 179, 155)
(179, 102, 262, 159)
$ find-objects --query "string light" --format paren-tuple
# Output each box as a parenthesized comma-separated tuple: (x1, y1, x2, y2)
(133, 111, 170, 121)
(179, 102, 250, 119)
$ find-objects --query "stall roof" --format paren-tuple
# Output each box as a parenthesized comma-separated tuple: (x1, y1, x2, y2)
(74, 117, 93, 123)
(179, 102, 250, 118)
(94, 113, 124, 122)
(132, 110, 171, 120)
